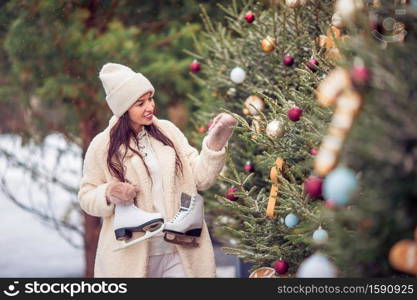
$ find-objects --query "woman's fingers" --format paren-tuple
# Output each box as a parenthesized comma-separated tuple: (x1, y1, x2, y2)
(106, 182, 138, 205)
(209, 113, 235, 132)
(206, 113, 237, 151)
(208, 114, 222, 131)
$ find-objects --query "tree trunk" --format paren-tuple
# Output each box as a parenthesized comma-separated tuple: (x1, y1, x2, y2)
(80, 114, 101, 277)
(83, 212, 101, 277)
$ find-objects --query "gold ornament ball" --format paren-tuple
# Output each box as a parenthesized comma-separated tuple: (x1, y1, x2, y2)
(244, 95, 265, 116)
(266, 120, 284, 139)
(331, 12, 345, 29)
(261, 36, 277, 53)
(389, 239, 417, 276)
(249, 267, 278, 278)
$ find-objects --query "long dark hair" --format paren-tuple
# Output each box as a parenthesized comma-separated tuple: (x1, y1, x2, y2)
(106, 112, 183, 184)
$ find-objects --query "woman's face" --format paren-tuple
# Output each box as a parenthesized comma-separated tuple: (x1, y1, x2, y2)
(128, 91, 155, 131)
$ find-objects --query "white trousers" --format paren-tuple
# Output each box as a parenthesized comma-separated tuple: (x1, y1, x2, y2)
(146, 252, 187, 278)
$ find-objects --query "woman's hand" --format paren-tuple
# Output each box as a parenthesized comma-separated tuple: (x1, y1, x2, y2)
(105, 182, 140, 205)
(206, 113, 237, 151)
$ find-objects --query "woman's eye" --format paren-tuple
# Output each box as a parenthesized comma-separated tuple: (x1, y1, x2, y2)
(137, 98, 153, 106)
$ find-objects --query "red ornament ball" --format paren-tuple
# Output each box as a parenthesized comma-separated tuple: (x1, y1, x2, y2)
(307, 58, 319, 72)
(189, 60, 201, 73)
(245, 12, 255, 23)
(283, 55, 294, 67)
(288, 106, 303, 122)
(310, 148, 318, 156)
(244, 161, 254, 173)
(273, 259, 289, 275)
(351, 66, 370, 86)
(225, 187, 238, 201)
(304, 176, 323, 198)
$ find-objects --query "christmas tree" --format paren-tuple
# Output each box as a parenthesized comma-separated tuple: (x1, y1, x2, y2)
(0, 0, 224, 277)
(187, 0, 338, 276)
(314, 0, 417, 277)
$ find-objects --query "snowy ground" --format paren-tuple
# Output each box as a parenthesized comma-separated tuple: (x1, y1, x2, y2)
(0, 134, 236, 278)
(0, 195, 84, 277)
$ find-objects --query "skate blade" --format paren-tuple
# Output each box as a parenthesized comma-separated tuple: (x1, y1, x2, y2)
(114, 219, 164, 241)
(113, 224, 165, 252)
(163, 232, 199, 247)
(142, 221, 164, 232)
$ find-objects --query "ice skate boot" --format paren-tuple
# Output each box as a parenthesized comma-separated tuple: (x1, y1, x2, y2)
(113, 204, 164, 252)
(163, 193, 204, 247)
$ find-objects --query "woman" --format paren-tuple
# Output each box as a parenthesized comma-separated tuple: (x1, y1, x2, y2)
(78, 63, 236, 277)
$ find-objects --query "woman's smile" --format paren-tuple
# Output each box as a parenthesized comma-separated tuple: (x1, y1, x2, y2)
(144, 112, 153, 120)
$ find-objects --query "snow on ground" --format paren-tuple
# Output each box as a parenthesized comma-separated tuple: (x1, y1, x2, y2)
(0, 134, 236, 278)
(0, 195, 84, 277)
(0, 133, 84, 277)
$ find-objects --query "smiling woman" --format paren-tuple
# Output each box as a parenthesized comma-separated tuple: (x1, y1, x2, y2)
(77, 62, 236, 278)
(128, 91, 155, 133)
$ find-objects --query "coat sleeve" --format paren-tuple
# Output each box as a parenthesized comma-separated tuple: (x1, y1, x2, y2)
(77, 135, 115, 218)
(163, 120, 227, 191)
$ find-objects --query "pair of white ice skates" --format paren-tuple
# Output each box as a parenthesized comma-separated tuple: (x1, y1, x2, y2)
(113, 193, 203, 252)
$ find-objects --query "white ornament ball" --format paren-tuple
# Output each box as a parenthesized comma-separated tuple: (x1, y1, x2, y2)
(230, 67, 246, 84)
(335, 0, 364, 24)
(312, 227, 329, 245)
(266, 120, 284, 139)
(296, 253, 337, 277)
(331, 12, 344, 28)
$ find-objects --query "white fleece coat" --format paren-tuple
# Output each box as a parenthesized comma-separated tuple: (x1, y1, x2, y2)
(77, 115, 227, 277)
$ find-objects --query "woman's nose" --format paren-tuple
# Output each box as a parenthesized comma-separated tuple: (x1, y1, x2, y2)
(145, 101, 154, 111)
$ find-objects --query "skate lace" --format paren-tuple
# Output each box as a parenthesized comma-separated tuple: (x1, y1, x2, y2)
(170, 196, 196, 223)
(170, 209, 185, 223)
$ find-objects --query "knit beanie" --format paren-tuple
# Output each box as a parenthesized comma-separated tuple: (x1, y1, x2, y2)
(99, 63, 155, 117)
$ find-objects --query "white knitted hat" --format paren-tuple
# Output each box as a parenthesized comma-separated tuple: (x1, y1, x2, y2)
(99, 63, 155, 117)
